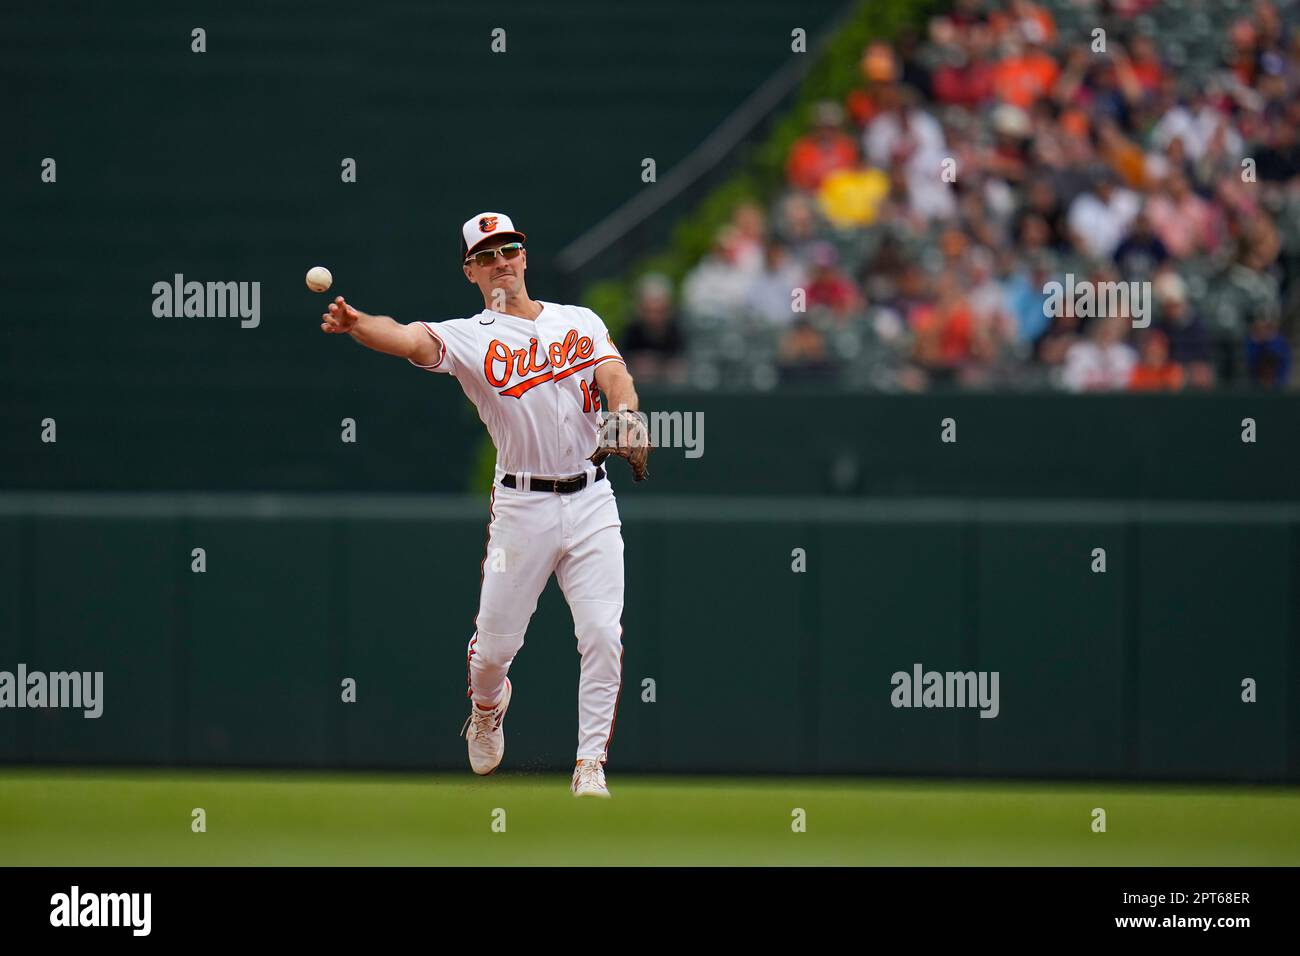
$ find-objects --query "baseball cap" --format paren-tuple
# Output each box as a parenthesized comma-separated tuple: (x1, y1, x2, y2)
(461, 212, 527, 260)
(1154, 271, 1187, 305)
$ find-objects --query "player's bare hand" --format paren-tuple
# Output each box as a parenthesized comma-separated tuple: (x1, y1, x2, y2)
(321, 296, 360, 333)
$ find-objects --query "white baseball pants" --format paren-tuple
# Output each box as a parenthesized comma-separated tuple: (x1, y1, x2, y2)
(465, 472, 625, 764)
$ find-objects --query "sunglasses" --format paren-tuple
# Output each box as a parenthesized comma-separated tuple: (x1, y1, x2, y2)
(465, 242, 524, 268)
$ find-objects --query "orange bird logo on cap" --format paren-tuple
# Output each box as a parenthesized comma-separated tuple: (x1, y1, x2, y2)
(479, 216, 499, 233)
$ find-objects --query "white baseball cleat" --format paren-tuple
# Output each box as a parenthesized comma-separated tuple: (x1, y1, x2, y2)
(571, 758, 611, 798)
(461, 678, 512, 775)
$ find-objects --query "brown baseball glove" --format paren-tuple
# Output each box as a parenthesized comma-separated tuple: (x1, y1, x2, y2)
(590, 408, 651, 482)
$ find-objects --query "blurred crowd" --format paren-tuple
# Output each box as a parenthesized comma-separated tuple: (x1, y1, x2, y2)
(621, 0, 1300, 391)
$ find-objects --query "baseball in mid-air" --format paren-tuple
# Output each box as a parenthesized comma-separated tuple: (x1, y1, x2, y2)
(305, 266, 333, 293)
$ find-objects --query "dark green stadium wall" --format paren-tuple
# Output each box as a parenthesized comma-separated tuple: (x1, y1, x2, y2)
(4, 390, 1297, 500)
(634, 390, 1300, 501)
(1, 495, 1295, 782)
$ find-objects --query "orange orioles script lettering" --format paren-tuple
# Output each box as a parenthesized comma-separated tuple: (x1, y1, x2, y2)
(484, 329, 605, 398)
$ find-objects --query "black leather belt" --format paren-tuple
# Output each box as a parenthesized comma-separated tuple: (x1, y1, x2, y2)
(500, 466, 605, 494)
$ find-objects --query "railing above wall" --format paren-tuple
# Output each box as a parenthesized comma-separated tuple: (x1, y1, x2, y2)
(554, 3, 860, 296)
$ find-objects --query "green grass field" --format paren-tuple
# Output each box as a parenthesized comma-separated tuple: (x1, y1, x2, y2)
(2, 769, 1297, 866)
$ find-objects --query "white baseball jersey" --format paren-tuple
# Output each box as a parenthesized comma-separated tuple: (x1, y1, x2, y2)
(409, 301, 625, 478)
(409, 298, 628, 767)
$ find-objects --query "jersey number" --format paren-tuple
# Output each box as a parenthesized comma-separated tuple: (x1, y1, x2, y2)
(580, 379, 602, 413)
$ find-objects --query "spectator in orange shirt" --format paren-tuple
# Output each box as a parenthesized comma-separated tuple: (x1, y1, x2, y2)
(992, 35, 1059, 109)
(786, 101, 859, 193)
(1129, 329, 1185, 391)
(1123, 35, 1164, 95)
(1096, 117, 1149, 191)
(911, 272, 975, 370)
(846, 42, 899, 128)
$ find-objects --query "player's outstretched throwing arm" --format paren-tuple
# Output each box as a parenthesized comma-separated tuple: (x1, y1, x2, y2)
(320, 296, 442, 367)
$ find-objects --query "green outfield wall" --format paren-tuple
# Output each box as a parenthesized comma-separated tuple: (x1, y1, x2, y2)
(5, 392, 1298, 499)
(1, 494, 1295, 782)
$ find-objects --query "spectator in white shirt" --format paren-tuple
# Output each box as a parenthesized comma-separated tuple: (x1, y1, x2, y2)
(1150, 92, 1244, 166)
(1067, 168, 1141, 260)
(681, 227, 754, 322)
(1062, 314, 1137, 391)
(863, 85, 947, 168)
(746, 242, 810, 327)
(864, 85, 953, 223)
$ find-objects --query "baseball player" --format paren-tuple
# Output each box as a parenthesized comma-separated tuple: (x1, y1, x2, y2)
(319, 212, 650, 798)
